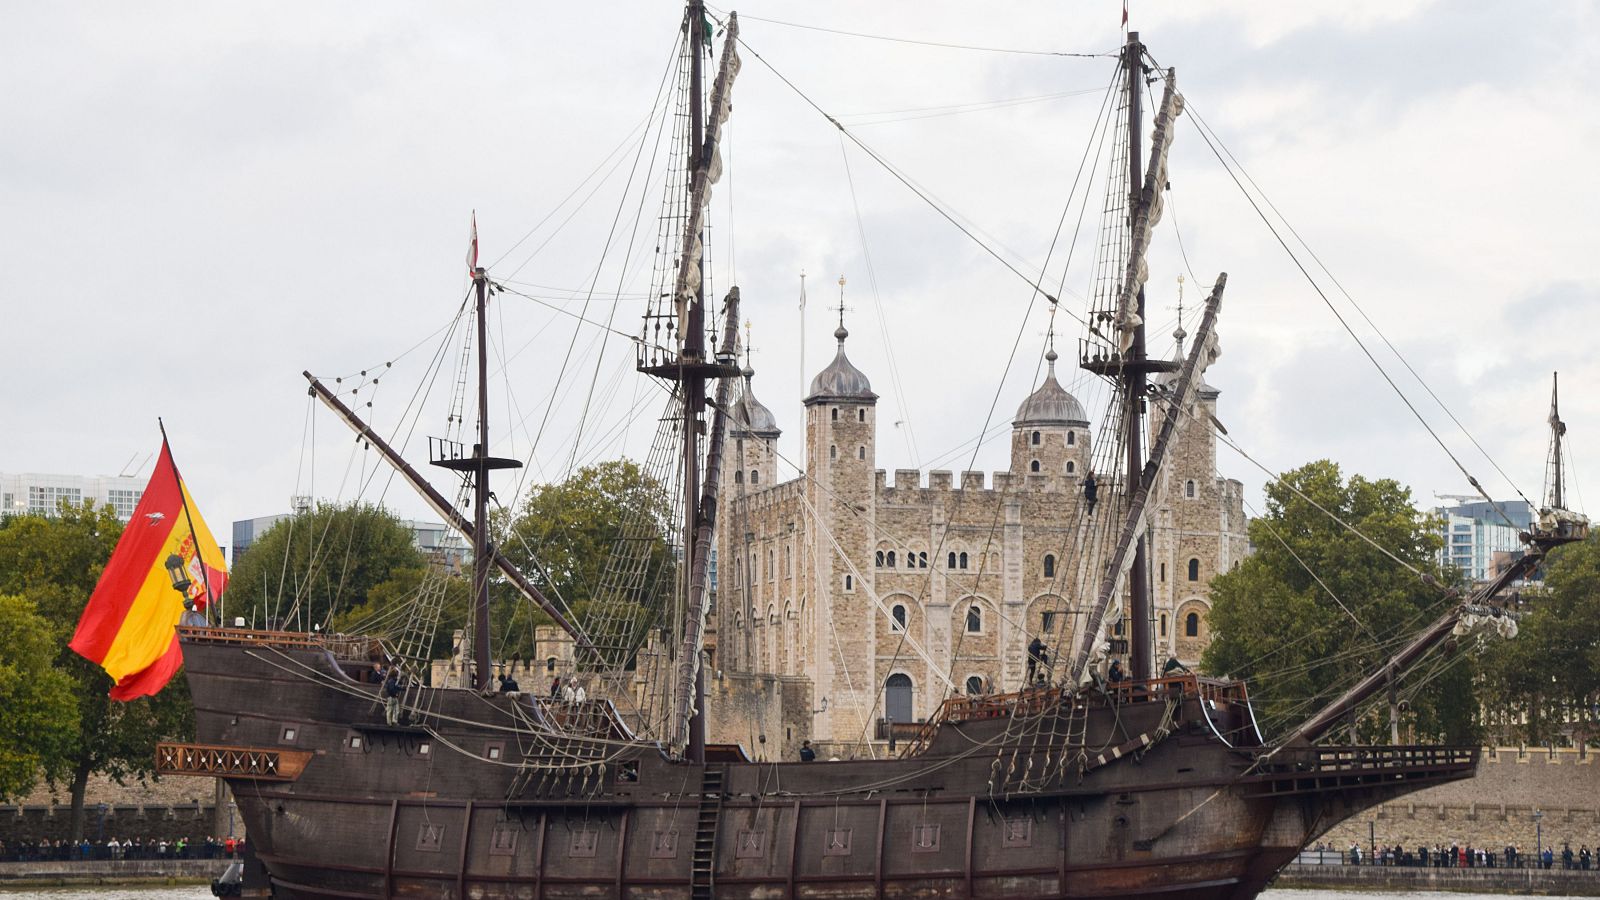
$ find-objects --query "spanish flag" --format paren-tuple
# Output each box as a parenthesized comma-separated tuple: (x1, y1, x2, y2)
(70, 438, 229, 700)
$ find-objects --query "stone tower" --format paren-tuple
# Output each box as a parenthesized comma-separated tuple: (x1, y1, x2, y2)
(803, 324, 877, 745)
(716, 364, 782, 675)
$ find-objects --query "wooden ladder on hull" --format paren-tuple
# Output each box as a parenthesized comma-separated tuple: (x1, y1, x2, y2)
(691, 768, 724, 900)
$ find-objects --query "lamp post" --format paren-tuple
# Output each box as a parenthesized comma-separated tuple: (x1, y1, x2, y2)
(1534, 808, 1544, 866)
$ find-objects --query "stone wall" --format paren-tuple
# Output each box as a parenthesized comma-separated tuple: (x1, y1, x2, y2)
(0, 802, 234, 845)
(704, 671, 813, 762)
(1322, 746, 1600, 850)
(1277, 861, 1600, 896)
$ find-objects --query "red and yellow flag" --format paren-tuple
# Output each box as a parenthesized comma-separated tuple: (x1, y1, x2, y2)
(70, 439, 229, 700)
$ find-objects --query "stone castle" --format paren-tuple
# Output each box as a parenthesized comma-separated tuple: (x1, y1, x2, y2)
(701, 321, 1250, 755)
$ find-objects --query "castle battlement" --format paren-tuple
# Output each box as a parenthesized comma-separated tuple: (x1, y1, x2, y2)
(870, 467, 1093, 500)
(729, 477, 806, 514)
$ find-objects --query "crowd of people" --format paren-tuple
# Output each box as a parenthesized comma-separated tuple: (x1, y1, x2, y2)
(1321, 840, 1598, 870)
(0, 835, 245, 863)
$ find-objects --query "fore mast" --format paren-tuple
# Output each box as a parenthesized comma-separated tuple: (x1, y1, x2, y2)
(429, 265, 523, 691)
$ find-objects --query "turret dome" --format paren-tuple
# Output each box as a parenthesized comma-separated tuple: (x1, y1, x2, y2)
(1014, 349, 1088, 427)
(805, 326, 876, 404)
(732, 366, 782, 438)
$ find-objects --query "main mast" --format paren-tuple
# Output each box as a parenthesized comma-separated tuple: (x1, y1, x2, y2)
(638, 2, 743, 762)
(1122, 32, 1154, 681)
(682, 0, 709, 763)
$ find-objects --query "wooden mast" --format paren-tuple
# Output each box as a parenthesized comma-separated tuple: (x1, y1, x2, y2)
(1122, 32, 1155, 682)
(683, 0, 709, 765)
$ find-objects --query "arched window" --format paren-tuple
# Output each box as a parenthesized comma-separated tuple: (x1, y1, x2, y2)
(966, 605, 982, 633)
(1185, 612, 1200, 637)
(1030, 430, 1041, 446)
(1067, 431, 1075, 446)
(844, 574, 854, 591)
(831, 408, 839, 421)
(885, 673, 913, 722)
(1043, 555, 1056, 578)
(886, 550, 896, 568)
(958, 551, 969, 569)
(1065, 460, 1075, 474)
(1030, 459, 1041, 473)
(750, 470, 759, 484)
(858, 409, 865, 422)
(918, 551, 928, 569)
(546, 657, 557, 673)
(965, 675, 984, 695)
(830, 445, 837, 460)
(1185, 479, 1196, 499)
(891, 604, 907, 632)
(768, 550, 775, 580)
(858, 446, 866, 460)
(735, 471, 744, 484)
(1160, 614, 1168, 637)
(947, 551, 957, 569)
(1159, 563, 1166, 582)
(1187, 558, 1200, 582)
(875, 550, 885, 567)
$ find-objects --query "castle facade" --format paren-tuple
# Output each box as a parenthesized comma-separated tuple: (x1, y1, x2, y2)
(706, 324, 1249, 749)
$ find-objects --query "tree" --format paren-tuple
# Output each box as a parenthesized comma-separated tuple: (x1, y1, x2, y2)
(1200, 460, 1477, 743)
(0, 594, 77, 801)
(501, 459, 676, 668)
(0, 502, 194, 839)
(1478, 534, 1600, 745)
(228, 502, 427, 632)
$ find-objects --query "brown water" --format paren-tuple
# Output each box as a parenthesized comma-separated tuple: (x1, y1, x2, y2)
(6, 883, 1587, 890)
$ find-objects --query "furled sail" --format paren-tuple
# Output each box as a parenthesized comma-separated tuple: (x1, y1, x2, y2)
(673, 16, 741, 337)
(1113, 72, 1183, 353)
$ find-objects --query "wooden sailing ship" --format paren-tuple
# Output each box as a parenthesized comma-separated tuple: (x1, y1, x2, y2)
(161, 7, 1589, 899)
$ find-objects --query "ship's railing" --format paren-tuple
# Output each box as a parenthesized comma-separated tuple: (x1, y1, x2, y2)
(898, 674, 1249, 757)
(178, 625, 381, 661)
(1244, 744, 1478, 797)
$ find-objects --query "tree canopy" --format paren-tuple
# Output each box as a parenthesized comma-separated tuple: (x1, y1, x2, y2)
(0, 501, 194, 837)
(1478, 533, 1600, 745)
(1200, 460, 1476, 743)
(500, 459, 676, 667)
(228, 502, 428, 632)
(0, 593, 77, 801)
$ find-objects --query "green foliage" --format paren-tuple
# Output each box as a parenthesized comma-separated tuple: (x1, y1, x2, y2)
(0, 501, 195, 835)
(330, 563, 474, 663)
(228, 502, 427, 631)
(501, 459, 676, 665)
(1200, 460, 1475, 743)
(1478, 534, 1600, 745)
(0, 593, 77, 801)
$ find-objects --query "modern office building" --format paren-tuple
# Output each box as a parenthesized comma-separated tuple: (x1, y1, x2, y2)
(1433, 498, 1532, 582)
(0, 471, 150, 521)
(230, 511, 467, 567)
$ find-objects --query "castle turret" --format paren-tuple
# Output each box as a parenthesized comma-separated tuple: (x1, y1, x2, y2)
(1011, 348, 1092, 481)
(804, 324, 877, 746)
(730, 365, 781, 489)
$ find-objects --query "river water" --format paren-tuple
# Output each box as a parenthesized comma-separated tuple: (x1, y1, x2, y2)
(0, 883, 1587, 890)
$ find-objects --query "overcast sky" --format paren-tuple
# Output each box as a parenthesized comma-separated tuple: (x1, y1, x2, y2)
(2, 1, 1595, 543)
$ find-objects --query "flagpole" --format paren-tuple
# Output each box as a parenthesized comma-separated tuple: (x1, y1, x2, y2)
(798, 269, 806, 477)
(157, 418, 216, 625)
